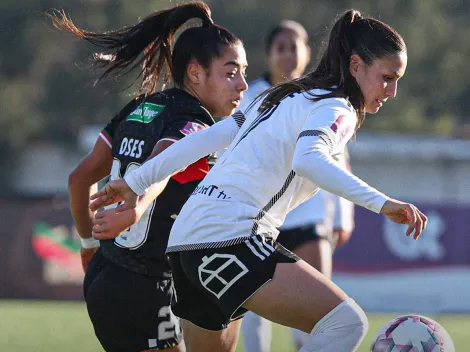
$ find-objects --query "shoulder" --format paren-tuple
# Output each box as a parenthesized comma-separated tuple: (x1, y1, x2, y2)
(303, 89, 356, 116)
(150, 89, 215, 127)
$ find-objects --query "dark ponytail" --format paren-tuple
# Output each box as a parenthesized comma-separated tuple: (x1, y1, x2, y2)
(48, 2, 241, 95)
(259, 9, 406, 130)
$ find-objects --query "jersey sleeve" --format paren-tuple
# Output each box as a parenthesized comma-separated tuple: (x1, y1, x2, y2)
(292, 100, 388, 214)
(125, 116, 241, 195)
(99, 98, 141, 148)
(300, 99, 357, 155)
(161, 118, 209, 143)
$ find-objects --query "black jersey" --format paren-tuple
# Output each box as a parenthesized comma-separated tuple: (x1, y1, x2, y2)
(98, 88, 215, 278)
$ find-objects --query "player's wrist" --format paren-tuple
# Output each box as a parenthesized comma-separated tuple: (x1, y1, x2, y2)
(124, 173, 147, 196)
(80, 236, 100, 249)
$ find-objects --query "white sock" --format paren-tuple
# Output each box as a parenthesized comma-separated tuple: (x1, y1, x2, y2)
(242, 311, 272, 352)
(299, 298, 368, 352)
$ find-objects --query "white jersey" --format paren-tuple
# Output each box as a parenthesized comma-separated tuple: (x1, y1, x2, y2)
(166, 89, 387, 252)
(245, 77, 355, 233)
(281, 149, 354, 232)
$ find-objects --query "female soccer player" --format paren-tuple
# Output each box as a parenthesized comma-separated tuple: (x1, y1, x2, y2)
(54, 2, 248, 351)
(239, 20, 355, 352)
(90, 10, 427, 352)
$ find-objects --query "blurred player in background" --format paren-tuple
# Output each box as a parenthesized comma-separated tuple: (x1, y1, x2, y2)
(89, 9, 425, 352)
(239, 20, 355, 352)
(53, 2, 247, 351)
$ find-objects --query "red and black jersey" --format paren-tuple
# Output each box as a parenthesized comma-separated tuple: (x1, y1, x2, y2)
(98, 88, 215, 278)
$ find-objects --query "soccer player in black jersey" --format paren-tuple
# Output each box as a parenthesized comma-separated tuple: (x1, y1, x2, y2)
(89, 9, 427, 352)
(51, 2, 247, 351)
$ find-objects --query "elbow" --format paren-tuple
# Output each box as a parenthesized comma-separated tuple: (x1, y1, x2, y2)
(68, 167, 80, 189)
(292, 154, 318, 180)
(68, 166, 91, 191)
(292, 155, 305, 177)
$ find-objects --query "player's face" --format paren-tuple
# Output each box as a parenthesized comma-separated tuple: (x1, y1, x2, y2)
(197, 44, 248, 117)
(268, 29, 310, 81)
(351, 52, 407, 114)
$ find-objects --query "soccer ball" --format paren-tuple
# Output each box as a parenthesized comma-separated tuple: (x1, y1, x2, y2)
(370, 314, 455, 352)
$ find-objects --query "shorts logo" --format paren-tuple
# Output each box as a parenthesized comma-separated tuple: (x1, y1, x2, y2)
(245, 236, 275, 261)
(198, 254, 249, 299)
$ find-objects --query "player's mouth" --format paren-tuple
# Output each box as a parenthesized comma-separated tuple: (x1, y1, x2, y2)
(376, 99, 385, 107)
(231, 99, 241, 107)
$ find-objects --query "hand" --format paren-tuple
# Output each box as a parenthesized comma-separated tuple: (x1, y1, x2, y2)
(92, 207, 142, 240)
(89, 178, 138, 212)
(332, 229, 352, 248)
(80, 247, 98, 273)
(380, 198, 428, 240)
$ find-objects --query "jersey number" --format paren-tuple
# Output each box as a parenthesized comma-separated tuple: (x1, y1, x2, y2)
(158, 306, 180, 341)
(106, 158, 155, 249)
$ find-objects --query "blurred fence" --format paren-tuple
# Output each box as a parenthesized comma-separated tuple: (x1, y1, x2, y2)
(2, 133, 470, 313)
(334, 204, 470, 313)
(0, 196, 83, 301)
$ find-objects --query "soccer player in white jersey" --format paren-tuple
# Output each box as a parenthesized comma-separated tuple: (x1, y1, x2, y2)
(239, 20, 355, 352)
(90, 10, 427, 352)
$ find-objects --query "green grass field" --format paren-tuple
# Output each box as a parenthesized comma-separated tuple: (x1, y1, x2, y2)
(0, 301, 467, 351)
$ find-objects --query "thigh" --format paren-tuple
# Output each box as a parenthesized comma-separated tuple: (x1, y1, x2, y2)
(86, 263, 183, 351)
(242, 259, 348, 333)
(182, 318, 242, 352)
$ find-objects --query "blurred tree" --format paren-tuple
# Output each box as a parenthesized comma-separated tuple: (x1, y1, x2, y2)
(1, 0, 469, 187)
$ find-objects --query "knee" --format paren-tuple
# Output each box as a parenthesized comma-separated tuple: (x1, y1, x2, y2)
(312, 298, 369, 339)
(349, 299, 369, 338)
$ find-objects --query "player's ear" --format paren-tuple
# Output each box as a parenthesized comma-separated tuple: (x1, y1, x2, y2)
(186, 61, 204, 85)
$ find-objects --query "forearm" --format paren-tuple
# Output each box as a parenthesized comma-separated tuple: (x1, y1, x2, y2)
(136, 177, 170, 210)
(69, 181, 97, 239)
(126, 117, 239, 195)
(293, 143, 388, 213)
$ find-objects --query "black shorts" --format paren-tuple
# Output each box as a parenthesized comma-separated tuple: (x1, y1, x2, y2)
(276, 223, 335, 251)
(84, 249, 183, 352)
(167, 235, 299, 331)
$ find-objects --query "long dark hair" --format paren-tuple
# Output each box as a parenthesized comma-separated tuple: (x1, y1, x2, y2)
(47, 2, 241, 95)
(259, 10, 406, 129)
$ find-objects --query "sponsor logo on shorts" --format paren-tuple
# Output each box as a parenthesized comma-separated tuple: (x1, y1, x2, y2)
(198, 253, 249, 299)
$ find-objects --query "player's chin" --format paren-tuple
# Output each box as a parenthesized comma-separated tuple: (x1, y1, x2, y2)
(366, 106, 381, 114)
(222, 105, 238, 117)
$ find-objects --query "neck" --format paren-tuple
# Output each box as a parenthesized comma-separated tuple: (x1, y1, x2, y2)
(181, 84, 202, 102)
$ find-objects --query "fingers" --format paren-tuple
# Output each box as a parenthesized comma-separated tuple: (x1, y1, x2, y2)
(92, 229, 112, 240)
(405, 204, 418, 237)
(89, 184, 115, 211)
(405, 204, 427, 240)
(89, 184, 111, 202)
(417, 207, 428, 229)
(89, 196, 108, 212)
(116, 203, 132, 212)
(413, 207, 428, 240)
